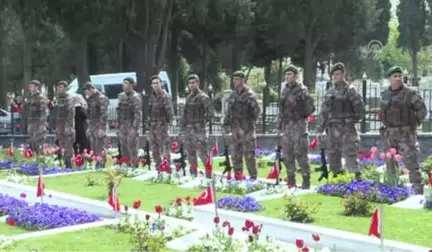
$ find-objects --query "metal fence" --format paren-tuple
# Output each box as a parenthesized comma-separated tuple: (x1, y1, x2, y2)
(4, 84, 432, 136)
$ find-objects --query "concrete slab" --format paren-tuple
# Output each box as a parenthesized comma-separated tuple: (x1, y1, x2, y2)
(391, 195, 425, 209)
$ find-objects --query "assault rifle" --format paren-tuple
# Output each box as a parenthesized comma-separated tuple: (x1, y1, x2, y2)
(142, 138, 151, 170)
(267, 145, 283, 185)
(219, 135, 232, 175)
(317, 146, 328, 182)
(173, 143, 187, 176)
(55, 140, 62, 167)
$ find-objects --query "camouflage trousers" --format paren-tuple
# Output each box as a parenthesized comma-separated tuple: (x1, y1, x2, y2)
(327, 123, 360, 173)
(183, 124, 208, 175)
(383, 126, 423, 192)
(149, 122, 170, 169)
(117, 123, 138, 165)
(231, 127, 257, 179)
(27, 122, 45, 154)
(281, 120, 310, 186)
(55, 124, 75, 165)
(88, 124, 107, 163)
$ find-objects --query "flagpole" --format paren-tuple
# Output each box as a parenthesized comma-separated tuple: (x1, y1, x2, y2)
(37, 152, 44, 204)
(379, 204, 384, 252)
(212, 175, 218, 217)
(113, 181, 118, 218)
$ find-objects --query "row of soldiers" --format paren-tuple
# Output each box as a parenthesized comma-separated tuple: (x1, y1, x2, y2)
(24, 63, 426, 193)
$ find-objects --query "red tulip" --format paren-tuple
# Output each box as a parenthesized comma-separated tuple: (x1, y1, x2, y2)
(133, 200, 141, 209)
(245, 219, 254, 229)
(252, 224, 261, 234)
(302, 247, 310, 252)
(213, 216, 220, 224)
(228, 227, 234, 236)
(175, 197, 182, 206)
(312, 233, 320, 242)
(7, 219, 15, 226)
(124, 205, 129, 212)
(185, 196, 191, 203)
(222, 221, 230, 228)
(155, 205, 163, 213)
(295, 239, 304, 248)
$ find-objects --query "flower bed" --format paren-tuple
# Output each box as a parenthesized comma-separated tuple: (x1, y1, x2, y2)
(17, 162, 81, 175)
(195, 178, 266, 195)
(113, 166, 149, 178)
(151, 172, 194, 185)
(164, 197, 193, 220)
(216, 196, 264, 212)
(0, 194, 101, 230)
(317, 180, 411, 204)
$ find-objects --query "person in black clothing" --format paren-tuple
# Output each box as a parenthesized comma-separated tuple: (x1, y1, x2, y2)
(71, 93, 90, 154)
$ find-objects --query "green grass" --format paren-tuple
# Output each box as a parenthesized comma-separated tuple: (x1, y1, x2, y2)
(26, 171, 217, 211)
(12, 226, 134, 251)
(0, 222, 29, 235)
(258, 193, 432, 247)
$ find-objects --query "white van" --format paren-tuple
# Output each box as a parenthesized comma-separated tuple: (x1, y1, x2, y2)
(67, 71, 171, 128)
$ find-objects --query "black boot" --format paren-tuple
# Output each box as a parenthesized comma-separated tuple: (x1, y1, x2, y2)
(355, 172, 362, 181)
(287, 174, 296, 188)
(301, 175, 310, 189)
(65, 159, 72, 169)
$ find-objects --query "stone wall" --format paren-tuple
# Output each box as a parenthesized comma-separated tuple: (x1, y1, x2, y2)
(2, 132, 432, 160)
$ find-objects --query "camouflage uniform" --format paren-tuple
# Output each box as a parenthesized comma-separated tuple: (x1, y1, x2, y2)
(223, 73, 261, 179)
(55, 89, 75, 167)
(276, 68, 315, 188)
(85, 84, 109, 162)
(380, 66, 427, 193)
(27, 80, 48, 154)
(181, 76, 214, 175)
(116, 90, 142, 166)
(317, 63, 365, 178)
(148, 89, 174, 169)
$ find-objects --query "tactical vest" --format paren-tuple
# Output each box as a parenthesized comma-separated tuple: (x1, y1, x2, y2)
(280, 85, 307, 120)
(328, 85, 355, 121)
(380, 88, 416, 128)
(149, 92, 168, 122)
(87, 93, 102, 122)
(56, 94, 70, 122)
(230, 90, 255, 120)
(184, 91, 205, 124)
(117, 92, 135, 122)
(27, 93, 43, 122)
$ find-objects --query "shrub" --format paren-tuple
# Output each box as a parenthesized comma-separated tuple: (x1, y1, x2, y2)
(342, 192, 374, 217)
(284, 196, 320, 223)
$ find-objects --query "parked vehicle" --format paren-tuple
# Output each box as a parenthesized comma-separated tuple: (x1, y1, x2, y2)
(67, 71, 172, 128)
(0, 108, 12, 135)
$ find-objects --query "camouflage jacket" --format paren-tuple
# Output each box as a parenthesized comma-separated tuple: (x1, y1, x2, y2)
(380, 85, 426, 129)
(87, 91, 109, 127)
(276, 82, 315, 131)
(223, 86, 261, 131)
(27, 91, 48, 124)
(117, 90, 142, 130)
(317, 81, 365, 133)
(55, 93, 75, 127)
(148, 90, 174, 126)
(181, 89, 214, 130)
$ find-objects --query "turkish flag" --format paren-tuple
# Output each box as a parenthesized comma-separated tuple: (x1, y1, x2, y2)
(108, 190, 121, 212)
(36, 175, 45, 197)
(193, 186, 214, 206)
(307, 115, 316, 123)
(309, 136, 318, 149)
(377, 112, 382, 120)
(211, 143, 218, 155)
(368, 209, 381, 238)
(171, 141, 179, 152)
(267, 162, 279, 179)
(205, 156, 212, 176)
(429, 171, 432, 186)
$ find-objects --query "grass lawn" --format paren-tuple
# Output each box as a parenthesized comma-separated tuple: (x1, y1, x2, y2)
(26, 171, 221, 211)
(0, 222, 29, 235)
(258, 194, 432, 247)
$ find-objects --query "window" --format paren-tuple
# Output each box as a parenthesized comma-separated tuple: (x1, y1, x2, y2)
(104, 84, 123, 99)
(94, 85, 103, 92)
(0, 110, 6, 117)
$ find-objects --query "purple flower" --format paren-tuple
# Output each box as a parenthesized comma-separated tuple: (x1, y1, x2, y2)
(316, 180, 411, 204)
(0, 193, 101, 230)
(16, 162, 81, 175)
(216, 196, 263, 212)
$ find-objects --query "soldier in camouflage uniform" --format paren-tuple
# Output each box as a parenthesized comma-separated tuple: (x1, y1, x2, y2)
(83, 82, 109, 166)
(380, 66, 427, 193)
(27, 80, 48, 154)
(116, 77, 142, 167)
(276, 66, 315, 188)
(180, 74, 214, 176)
(55, 81, 75, 168)
(223, 71, 261, 179)
(148, 75, 174, 170)
(317, 63, 365, 180)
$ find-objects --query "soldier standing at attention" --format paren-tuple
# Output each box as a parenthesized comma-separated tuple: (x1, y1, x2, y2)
(316, 63, 365, 180)
(55, 81, 75, 168)
(380, 66, 426, 193)
(83, 82, 109, 166)
(180, 74, 214, 176)
(27, 80, 48, 154)
(223, 71, 261, 180)
(116, 77, 142, 167)
(148, 75, 174, 170)
(276, 66, 315, 189)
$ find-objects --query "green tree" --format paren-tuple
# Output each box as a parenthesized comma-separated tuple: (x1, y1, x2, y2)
(397, 0, 429, 86)
(377, 18, 410, 70)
